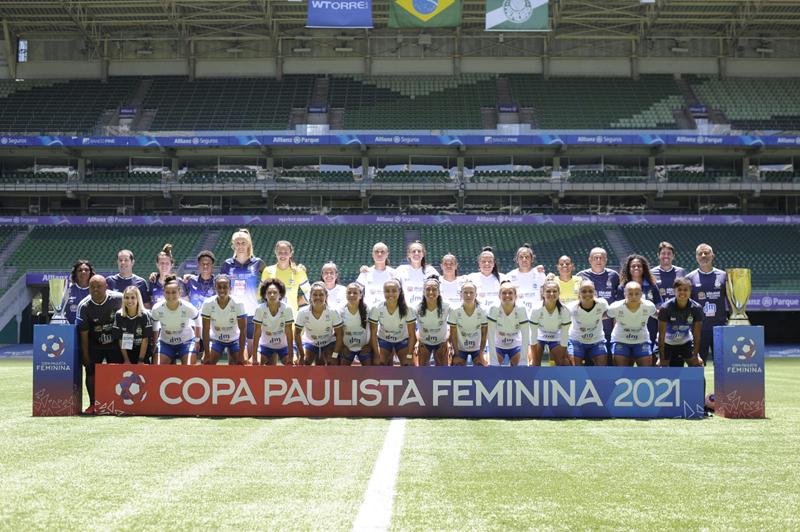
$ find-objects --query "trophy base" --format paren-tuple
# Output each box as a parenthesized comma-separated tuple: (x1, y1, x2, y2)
(49, 316, 69, 325)
(727, 318, 751, 326)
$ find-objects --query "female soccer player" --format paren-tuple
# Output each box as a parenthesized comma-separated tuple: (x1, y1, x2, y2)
(151, 276, 200, 365)
(506, 243, 546, 314)
(607, 281, 657, 367)
(619, 254, 663, 356)
(529, 280, 572, 366)
(356, 242, 397, 308)
(339, 283, 372, 366)
(150, 243, 179, 307)
(555, 255, 581, 304)
(652, 241, 687, 301)
(113, 285, 152, 364)
(416, 277, 450, 367)
(65, 259, 94, 324)
(467, 247, 504, 314)
(567, 279, 609, 366)
(395, 240, 439, 308)
(487, 280, 530, 367)
(262, 240, 310, 314)
(658, 277, 704, 367)
(321, 262, 347, 312)
(185, 250, 216, 319)
(439, 253, 465, 308)
(294, 282, 344, 366)
(201, 275, 247, 365)
(447, 280, 488, 367)
(221, 229, 266, 357)
(252, 279, 294, 366)
(369, 279, 417, 367)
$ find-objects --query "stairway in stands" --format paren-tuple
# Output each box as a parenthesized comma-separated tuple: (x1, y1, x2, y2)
(602, 229, 635, 268)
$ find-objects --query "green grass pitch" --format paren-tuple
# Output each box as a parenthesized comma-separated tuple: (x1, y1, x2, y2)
(2, 359, 799, 530)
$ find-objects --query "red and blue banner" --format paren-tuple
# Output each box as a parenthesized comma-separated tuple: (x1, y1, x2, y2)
(713, 325, 765, 418)
(32, 324, 81, 416)
(95, 365, 705, 418)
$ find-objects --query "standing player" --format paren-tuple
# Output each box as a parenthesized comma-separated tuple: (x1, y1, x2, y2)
(439, 253, 465, 308)
(467, 247, 505, 315)
(369, 279, 417, 367)
(529, 280, 571, 366)
(339, 283, 372, 366)
(447, 280, 488, 367)
(294, 282, 344, 366)
(252, 279, 294, 366)
(652, 242, 688, 301)
(416, 277, 450, 367)
(658, 278, 704, 367)
(567, 280, 609, 366)
(113, 285, 153, 365)
(356, 242, 397, 309)
(321, 262, 347, 312)
(151, 276, 200, 365)
(686, 243, 727, 363)
(262, 240, 310, 314)
(185, 250, 216, 319)
(222, 229, 266, 360)
(578, 247, 620, 349)
(487, 281, 530, 367)
(607, 281, 657, 367)
(505, 244, 546, 314)
(618, 254, 663, 357)
(150, 244, 180, 307)
(555, 255, 581, 304)
(395, 240, 439, 309)
(106, 250, 151, 308)
(77, 275, 123, 413)
(65, 260, 94, 324)
(201, 275, 247, 365)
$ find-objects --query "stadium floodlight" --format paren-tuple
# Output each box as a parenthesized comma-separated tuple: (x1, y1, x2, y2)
(670, 46, 689, 53)
(334, 47, 353, 53)
(292, 47, 312, 53)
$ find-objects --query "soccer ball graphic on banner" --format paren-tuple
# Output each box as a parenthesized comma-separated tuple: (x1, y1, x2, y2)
(115, 371, 147, 405)
(731, 336, 757, 360)
(41, 335, 65, 359)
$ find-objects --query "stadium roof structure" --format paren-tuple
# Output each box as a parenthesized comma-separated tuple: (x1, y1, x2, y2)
(2, 0, 800, 48)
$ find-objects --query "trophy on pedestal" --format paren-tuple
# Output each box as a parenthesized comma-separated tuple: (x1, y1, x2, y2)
(48, 278, 70, 325)
(726, 268, 752, 326)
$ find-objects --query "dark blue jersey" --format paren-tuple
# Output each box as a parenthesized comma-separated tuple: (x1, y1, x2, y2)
(652, 266, 688, 300)
(221, 256, 266, 316)
(106, 273, 151, 304)
(185, 274, 216, 313)
(686, 268, 728, 327)
(66, 284, 90, 324)
(578, 268, 620, 305)
(616, 279, 663, 307)
(658, 297, 704, 345)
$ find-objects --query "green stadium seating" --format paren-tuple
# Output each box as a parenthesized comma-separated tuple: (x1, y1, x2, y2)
(472, 170, 550, 183)
(0, 171, 69, 184)
(276, 170, 353, 184)
(180, 170, 256, 184)
(570, 169, 647, 183)
(373, 170, 452, 184)
(85, 170, 162, 184)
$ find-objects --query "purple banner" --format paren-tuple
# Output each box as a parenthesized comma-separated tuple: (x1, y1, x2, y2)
(33, 324, 81, 416)
(713, 325, 765, 418)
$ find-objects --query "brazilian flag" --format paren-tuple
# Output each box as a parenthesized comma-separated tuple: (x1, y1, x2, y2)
(388, 0, 461, 27)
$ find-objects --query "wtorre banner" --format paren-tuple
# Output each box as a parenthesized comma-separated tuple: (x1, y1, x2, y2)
(95, 366, 705, 419)
(307, 0, 372, 28)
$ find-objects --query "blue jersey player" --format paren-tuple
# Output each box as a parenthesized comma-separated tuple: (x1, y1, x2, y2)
(220, 229, 266, 355)
(106, 249, 151, 308)
(686, 243, 727, 363)
(658, 277, 704, 367)
(65, 259, 94, 324)
(652, 242, 688, 301)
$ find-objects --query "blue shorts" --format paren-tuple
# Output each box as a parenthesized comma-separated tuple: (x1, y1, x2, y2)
(538, 340, 562, 350)
(420, 342, 444, 353)
(612, 342, 652, 358)
(345, 349, 372, 363)
(210, 339, 240, 354)
(303, 341, 335, 354)
(378, 338, 409, 352)
(568, 340, 607, 358)
(158, 339, 197, 360)
(259, 345, 289, 358)
(455, 350, 480, 361)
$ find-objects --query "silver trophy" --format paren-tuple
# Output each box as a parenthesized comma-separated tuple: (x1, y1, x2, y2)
(49, 278, 70, 324)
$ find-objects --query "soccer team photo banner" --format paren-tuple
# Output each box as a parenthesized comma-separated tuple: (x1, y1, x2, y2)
(307, 0, 372, 28)
(388, 0, 461, 28)
(95, 366, 705, 419)
(485, 0, 549, 31)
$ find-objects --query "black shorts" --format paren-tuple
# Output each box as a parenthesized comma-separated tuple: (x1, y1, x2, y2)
(662, 343, 694, 360)
(86, 347, 123, 375)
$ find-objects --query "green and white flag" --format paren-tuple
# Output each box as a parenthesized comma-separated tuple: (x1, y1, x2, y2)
(485, 0, 549, 31)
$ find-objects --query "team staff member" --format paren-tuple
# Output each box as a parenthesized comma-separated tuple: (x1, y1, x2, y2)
(578, 247, 620, 349)
(112, 285, 152, 365)
(201, 275, 247, 365)
(262, 240, 310, 315)
(652, 242, 687, 301)
(106, 250, 151, 307)
(222, 229, 266, 356)
(77, 275, 123, 414)
(658, 278, 704, 367)
(686, 243, 727, 363)
(66, 260, 94, 324)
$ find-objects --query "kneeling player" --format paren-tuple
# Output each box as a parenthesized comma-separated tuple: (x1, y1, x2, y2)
(295, 282, 344, 365)
(416, 277, 450, 367)
(201, 275, 247, 365)
(607, 281, 657, 367)
(340, 283, 372, 366)
(253, 279, 294, 365)
(151, 276, 200, 365)
(369, 279, 417, 366)
(567, 280, 609, 366)
(529, 281, 571, 366)
(658, 277, 704, 367)
(448, 281, 488, 366)
(487, 281, 530, 366)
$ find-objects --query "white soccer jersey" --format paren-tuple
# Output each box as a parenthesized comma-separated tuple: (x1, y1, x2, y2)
(467, 272, 505, 314)
(440, 276, 465, 308)
(506, 268, 547, 312)
(368, 302, 417, 343)
(356, 266, 397, 308)
(295, 306, 342, 347)
(340, 306, 370, 351)
(530, 305, 571, 345)
(607, 299, 657, 344)
(326, 284, 347, 313)
(201, 296, 246, 343)
(253, 302, 294, 349)
(396, 264, 439, 308)
(488, 304, 529, 349)
(416, 303, 450, 346)
(567, 299, 609, 344)
(447, 305, 488, 352)
(151, 299, 199, 345)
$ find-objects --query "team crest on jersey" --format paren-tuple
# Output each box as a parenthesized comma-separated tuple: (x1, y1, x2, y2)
(698, 291, 706, 300)
(606, 280, 612, 287)
(714, 280, 721, 288)
(135, 326, 142, 335)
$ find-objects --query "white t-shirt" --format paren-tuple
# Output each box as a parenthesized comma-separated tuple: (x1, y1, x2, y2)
(567, 299, 609, 345)
(396, 264, 440, 309)
(356, 266, 397, 308)
(607, 300, 657, 345)
(253, 302, 294, 349)
(467, 272, 505, 314)
(447, 305, 488, 352)
(295, 306, 343, 347)
(416, 303, 450, 346)
(368, 302, 417, 343)
(339, 306, 370, 351)
(488, 304, 529, 349)
(506, 268, 547, 312)
(530, 305, 571, 345)
(326, 284, 347, 313)
(440, 276, 466, 308)
(201, 296, 246, 343)
(151, 299, 199, 345)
